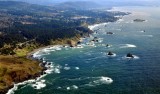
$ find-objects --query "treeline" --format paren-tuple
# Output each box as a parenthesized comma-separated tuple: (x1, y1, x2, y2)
(0, 22, 86, 46)
(0, 13, 90, 55)
(0, 1, 128, 55)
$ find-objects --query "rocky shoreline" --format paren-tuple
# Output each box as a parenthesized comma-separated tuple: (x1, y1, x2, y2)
(0, 55, 46, 94)
(1, 35, 87, 94)
(1, 13, 126, 93)
(0, 71, 45, 94)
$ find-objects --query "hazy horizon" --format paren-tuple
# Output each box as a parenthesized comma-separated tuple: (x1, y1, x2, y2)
(0, 0, 160, 6)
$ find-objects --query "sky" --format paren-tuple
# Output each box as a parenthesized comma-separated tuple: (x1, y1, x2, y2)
(0, 0, 160, 6)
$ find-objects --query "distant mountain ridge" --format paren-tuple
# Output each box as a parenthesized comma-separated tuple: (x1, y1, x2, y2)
(0, 0, 87, 5)
(0, 0, 102, 10)
(55, 1, 101, 9)
(1, 0, 159, 7)
(0, 1, 57, 13)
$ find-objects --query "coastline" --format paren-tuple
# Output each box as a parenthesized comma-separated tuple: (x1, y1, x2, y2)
(4, 23, 105, 94)
(0, 55, 45, 94)
(4, 11, 129, 94)
(4, 38, 85, 94)
(3, 46, 55, 94)
(3, 6, 159, 94)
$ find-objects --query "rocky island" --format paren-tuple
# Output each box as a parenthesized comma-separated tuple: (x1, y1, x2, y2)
(133, 19, 146, 22)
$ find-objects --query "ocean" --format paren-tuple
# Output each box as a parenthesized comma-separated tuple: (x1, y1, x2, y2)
(10, 6, 160, 94)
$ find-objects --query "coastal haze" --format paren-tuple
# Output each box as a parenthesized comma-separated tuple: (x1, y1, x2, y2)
(0, 0, 160, 6)
(0, 0, 160, 94)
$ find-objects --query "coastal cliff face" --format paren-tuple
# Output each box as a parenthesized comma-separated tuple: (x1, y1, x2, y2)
(0, 56, 43, 94)
(50, 34, 81, 46)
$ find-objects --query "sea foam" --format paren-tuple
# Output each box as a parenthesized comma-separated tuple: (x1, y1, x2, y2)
(107, 53, 117, 57)
(86, 76, 113, 87)
(120, 44, 137, 48)
(66, 85, 79, 90)
(88, 23, 108, 30)
(6, 79, 36, 94)
(32, 80, 46, 90)
(142, 35, 153, 37)
(64, 66, 71, 70)
(75, 67, 80, 70)
(123, 55, 140, 60)
(7, 46, 64, 94)
(93, 76, 113, 84)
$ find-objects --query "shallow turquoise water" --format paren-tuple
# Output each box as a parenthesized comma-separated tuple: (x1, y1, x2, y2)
(14, 6, 160, 94)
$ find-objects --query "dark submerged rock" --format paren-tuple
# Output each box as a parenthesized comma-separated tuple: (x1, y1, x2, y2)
(107, 32, 114, 35)
(106, 44, 110, 47)
(91, 37, 99, 42)
(48, 62, 51, 65)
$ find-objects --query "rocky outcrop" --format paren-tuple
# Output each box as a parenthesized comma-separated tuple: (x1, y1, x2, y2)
(91, 37, 99, 42)
(0, 70, 43, 94)
(107, 51, 114, 56)
(0, 56, 44, 94)
(67, 40, 77, 47)
(126, 53, 134, 58)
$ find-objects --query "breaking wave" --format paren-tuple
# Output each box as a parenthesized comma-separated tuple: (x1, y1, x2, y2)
(86, 76, 113, 87)
(120, 44, 137, 48)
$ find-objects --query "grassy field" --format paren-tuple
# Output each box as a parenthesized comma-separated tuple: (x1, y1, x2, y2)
(0, 55, 43, 92)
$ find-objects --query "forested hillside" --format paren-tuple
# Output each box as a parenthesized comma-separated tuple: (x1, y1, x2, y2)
(0, 1, 127, 56)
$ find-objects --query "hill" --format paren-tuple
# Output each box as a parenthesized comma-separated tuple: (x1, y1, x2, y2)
(55, 1, 101, 9)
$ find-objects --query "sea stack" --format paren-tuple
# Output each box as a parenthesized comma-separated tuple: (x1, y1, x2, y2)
(108, 51, 114, 56)
(126, 53, 134, 58)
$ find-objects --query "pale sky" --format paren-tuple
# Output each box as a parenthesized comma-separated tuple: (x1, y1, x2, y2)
(1, 0, 160, 6)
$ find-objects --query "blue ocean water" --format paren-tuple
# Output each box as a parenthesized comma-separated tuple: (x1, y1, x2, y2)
(13, 6, 160, 94)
